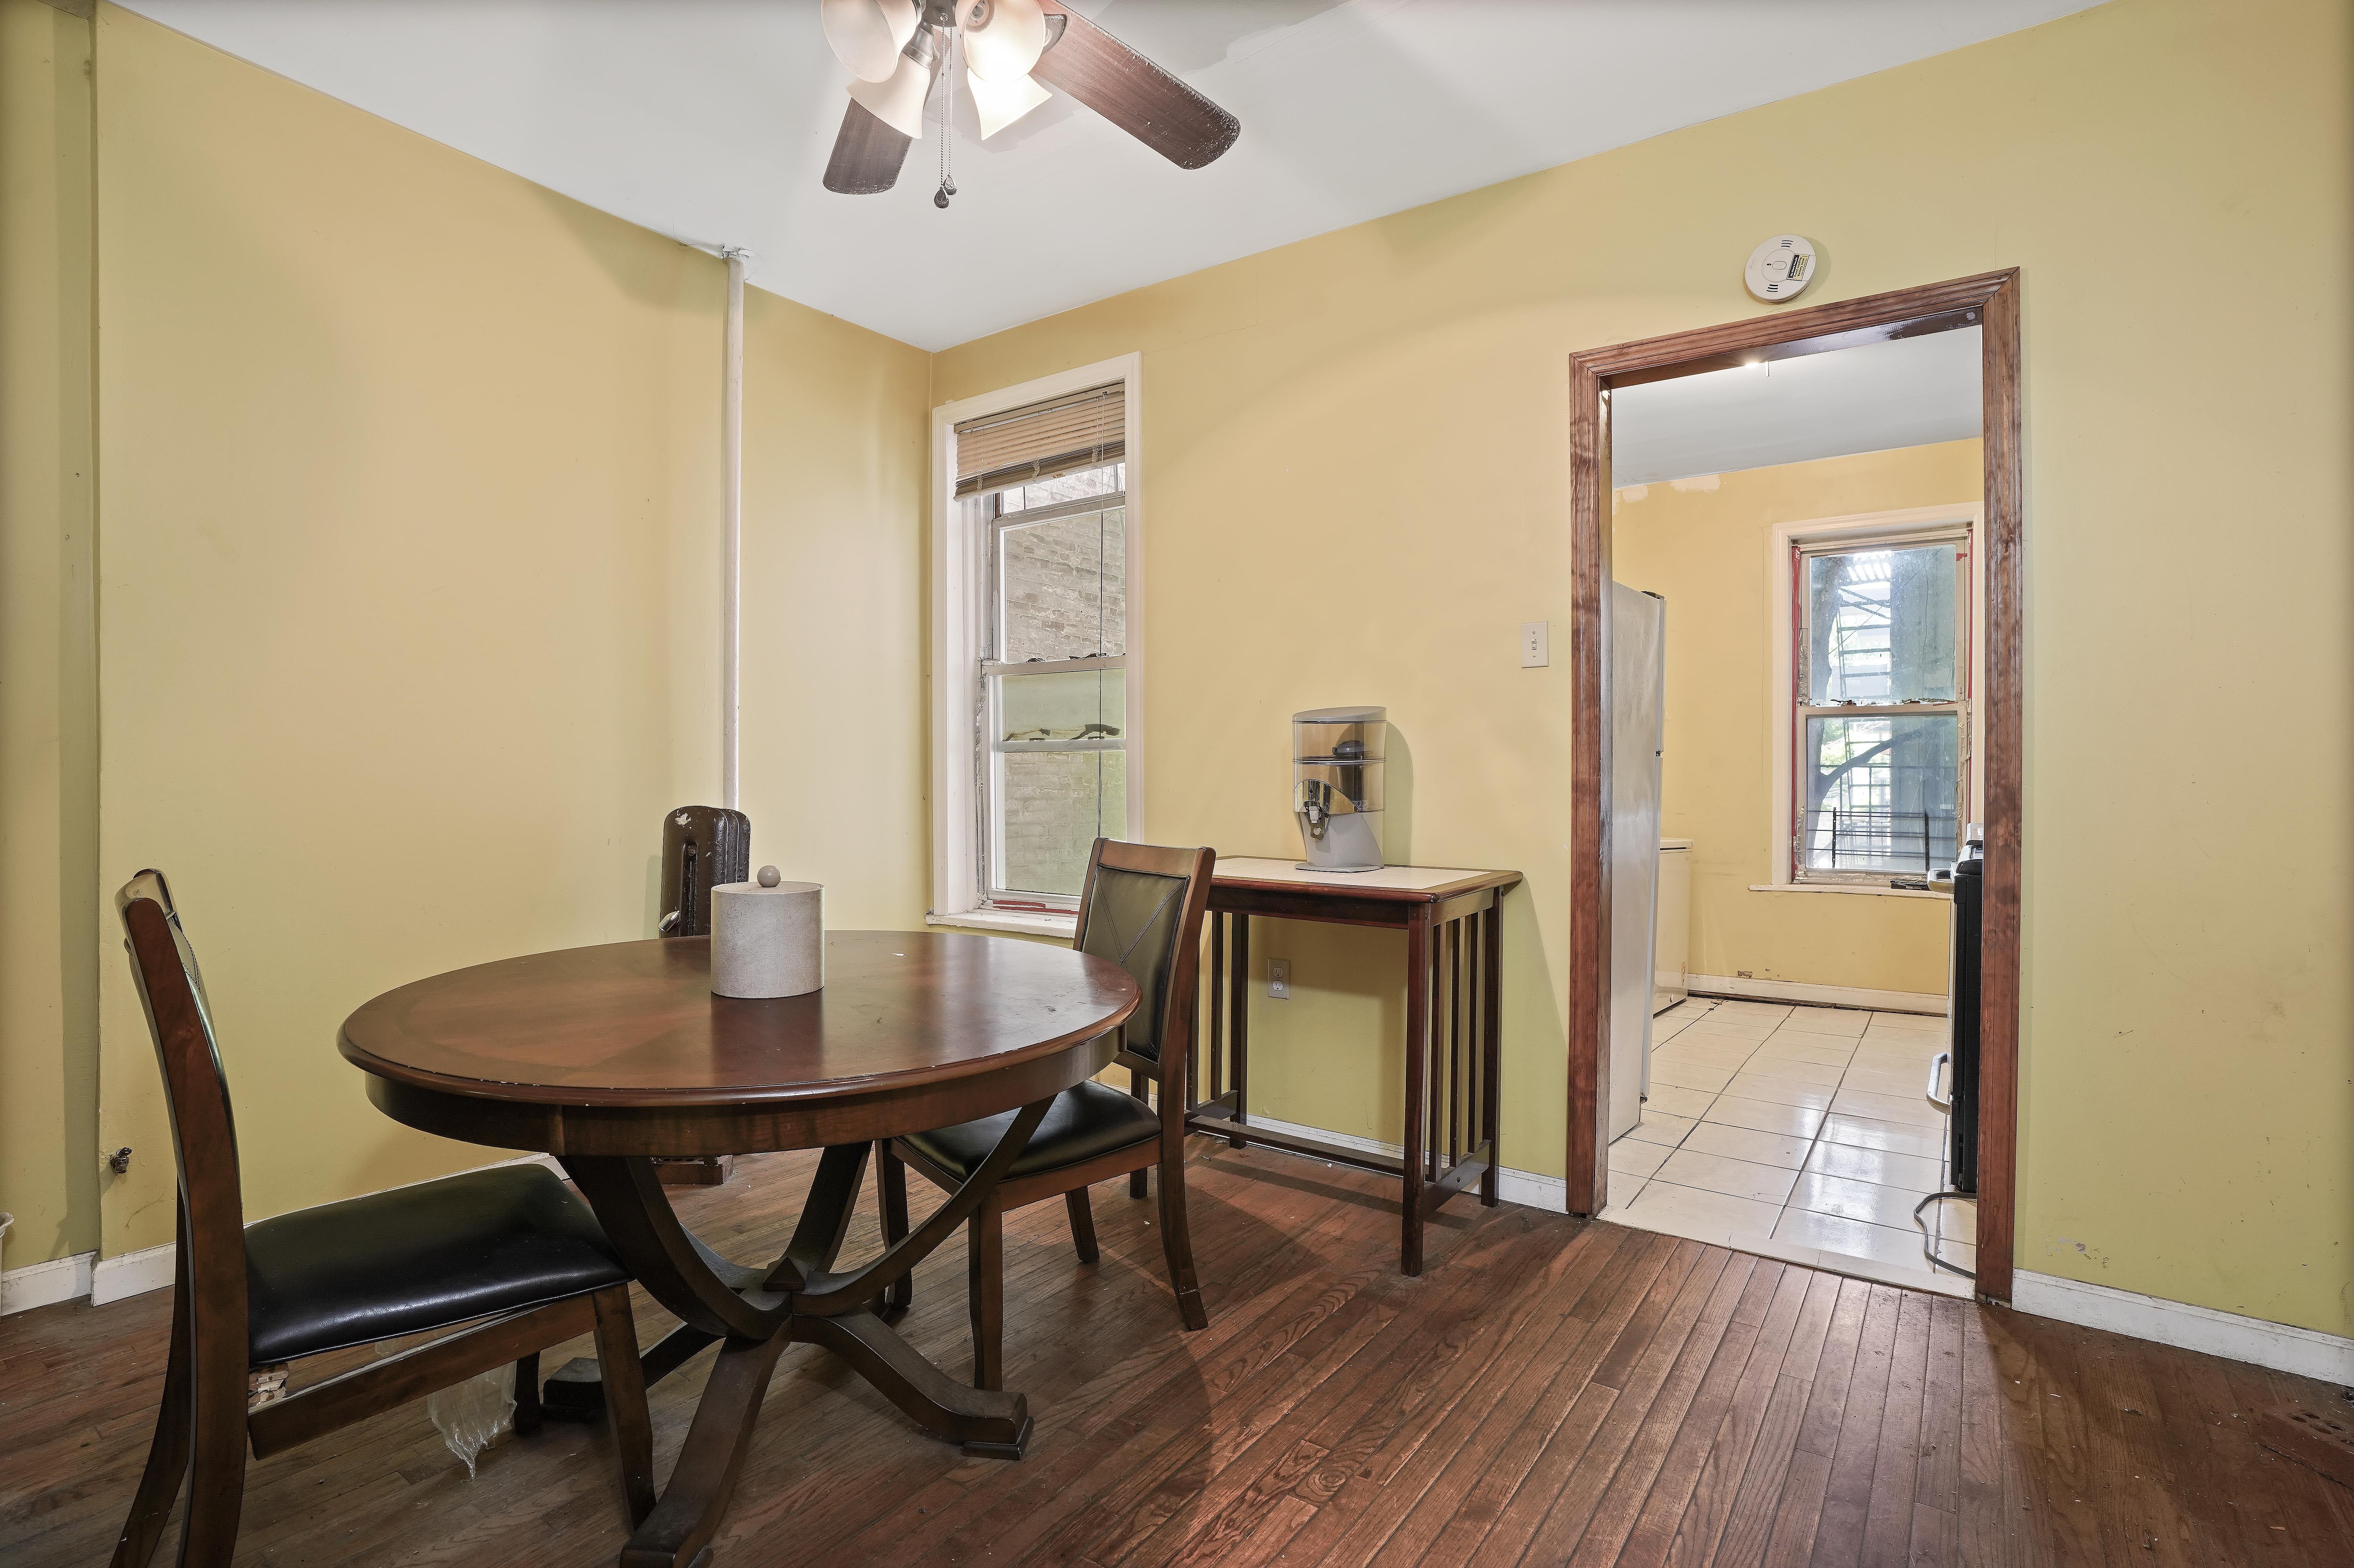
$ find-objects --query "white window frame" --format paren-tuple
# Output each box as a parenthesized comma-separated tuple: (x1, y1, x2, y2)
(1761, 503, 1984, 899)
(928, 353, 1144, 937)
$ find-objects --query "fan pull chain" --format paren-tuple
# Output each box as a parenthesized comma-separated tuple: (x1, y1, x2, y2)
(934, 28, 957, 209)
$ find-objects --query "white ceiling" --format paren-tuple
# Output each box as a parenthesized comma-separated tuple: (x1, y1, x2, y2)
(1610, 326, 1981, 488)
(118, 0, 2098, 351)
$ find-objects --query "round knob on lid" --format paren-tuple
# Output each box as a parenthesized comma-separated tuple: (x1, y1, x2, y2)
(758, 865, 781, 888)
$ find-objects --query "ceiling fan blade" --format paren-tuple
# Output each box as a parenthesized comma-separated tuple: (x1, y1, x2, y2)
(1030, 2, 1238, 170)
(823, 99, 915, 194)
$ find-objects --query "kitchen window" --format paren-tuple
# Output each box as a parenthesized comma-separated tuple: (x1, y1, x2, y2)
(929, 360, 1143, 933)
(1790, 528, 1973, 884)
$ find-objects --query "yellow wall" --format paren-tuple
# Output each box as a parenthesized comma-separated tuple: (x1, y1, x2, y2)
(8, 0, 2349, 1347)
(1612, 441, 1981, 997)
(935, 0, 2354, 1335)
(0, 0, 100, 1270)
(81, 4, 929, 1254)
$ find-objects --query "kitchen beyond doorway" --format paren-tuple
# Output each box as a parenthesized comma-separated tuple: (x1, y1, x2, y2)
(1601, 997, 1976, 1297)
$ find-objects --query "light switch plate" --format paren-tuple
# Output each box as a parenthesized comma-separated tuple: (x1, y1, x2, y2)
(1521, 620, 1550, 668)
(1267, 959, 1290, 1000)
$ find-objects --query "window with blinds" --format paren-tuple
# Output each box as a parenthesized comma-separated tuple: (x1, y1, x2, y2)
(954, 383, 1125, 498)
(956, 382, 1131, 910)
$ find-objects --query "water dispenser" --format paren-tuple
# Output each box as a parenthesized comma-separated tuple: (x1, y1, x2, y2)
(1292, 706, 1386, 872)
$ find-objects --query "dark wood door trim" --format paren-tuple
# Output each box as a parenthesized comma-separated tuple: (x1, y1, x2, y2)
(1565, 269, 2024, 1304)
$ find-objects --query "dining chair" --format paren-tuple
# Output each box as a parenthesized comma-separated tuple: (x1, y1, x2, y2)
(110, 870, 656, 1568)
(654, 804, 751, 1186)
(879, 838, 1215, 1391)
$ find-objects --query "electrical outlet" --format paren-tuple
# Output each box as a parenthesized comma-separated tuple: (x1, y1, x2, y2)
(1267, 959, 1291, 1000)
(1521, 620, 1550, 668)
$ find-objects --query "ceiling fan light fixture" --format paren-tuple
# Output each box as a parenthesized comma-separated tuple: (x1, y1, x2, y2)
(846, 44, 937, 140)
(821, 0, 921, 84)
(960, 0, 1047, 82)
(967, 66, 1050, 139)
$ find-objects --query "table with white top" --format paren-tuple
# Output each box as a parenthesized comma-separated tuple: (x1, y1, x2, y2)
(1184, 857, 1524, 1275)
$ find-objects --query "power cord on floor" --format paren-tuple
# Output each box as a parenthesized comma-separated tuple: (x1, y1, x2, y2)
(1912, 1191, 1976, 1279)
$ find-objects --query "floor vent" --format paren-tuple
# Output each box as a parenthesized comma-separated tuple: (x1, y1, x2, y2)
(2257, 1404, 2354, 1490)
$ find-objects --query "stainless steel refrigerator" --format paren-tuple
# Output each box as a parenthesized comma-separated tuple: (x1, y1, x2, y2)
(1608, 584, 1666, 1143)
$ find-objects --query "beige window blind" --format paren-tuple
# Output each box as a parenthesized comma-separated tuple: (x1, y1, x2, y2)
(954, 382, 1124, 498)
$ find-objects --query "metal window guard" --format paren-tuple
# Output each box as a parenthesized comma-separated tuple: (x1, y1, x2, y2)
(1802, 809, 1958, 876)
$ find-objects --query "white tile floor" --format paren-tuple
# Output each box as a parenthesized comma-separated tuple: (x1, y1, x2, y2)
(1602, 996, 1978, 1296)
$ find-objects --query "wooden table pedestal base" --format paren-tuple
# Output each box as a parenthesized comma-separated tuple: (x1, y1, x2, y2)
(546, 1106, 1050, 1568)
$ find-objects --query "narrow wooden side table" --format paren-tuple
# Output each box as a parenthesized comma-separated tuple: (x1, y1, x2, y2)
(1182, 858, 1522, 1275)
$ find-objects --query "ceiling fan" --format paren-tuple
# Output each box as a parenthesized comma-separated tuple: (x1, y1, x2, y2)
(820, 0, 1240, 204)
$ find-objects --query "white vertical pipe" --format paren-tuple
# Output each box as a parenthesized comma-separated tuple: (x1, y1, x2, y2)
(721, 249, 746, 809)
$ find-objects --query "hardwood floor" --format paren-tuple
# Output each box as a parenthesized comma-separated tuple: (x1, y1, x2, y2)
(4, 1144, 2349, 1566)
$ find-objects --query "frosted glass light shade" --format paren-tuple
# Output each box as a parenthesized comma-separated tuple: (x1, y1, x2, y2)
(963, 0, 1046, 82)
(847, 48, 938, 139)
(822, 0, 920, 84)
(969, 67, 1050, 138)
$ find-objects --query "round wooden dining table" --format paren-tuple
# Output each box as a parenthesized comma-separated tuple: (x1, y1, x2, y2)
(339, 929, 1138, 1568)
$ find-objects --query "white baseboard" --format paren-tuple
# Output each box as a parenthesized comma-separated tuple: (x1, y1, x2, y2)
(1223, 1113, 1568, 1215)
(92, 1241, 175, 1306)
(12, 1153, 566, 1314)
(2013, 1269, 2354, 1384)
(1, 1249, 97, 1316)
(1685, 973, 1947, 1016)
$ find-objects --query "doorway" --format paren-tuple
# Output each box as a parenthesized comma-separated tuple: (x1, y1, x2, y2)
(1563, 271, 2023, 1303)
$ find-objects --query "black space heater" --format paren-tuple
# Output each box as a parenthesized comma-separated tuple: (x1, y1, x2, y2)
(657, 805, 751, 939)
(1942, 837, 1984, 1194)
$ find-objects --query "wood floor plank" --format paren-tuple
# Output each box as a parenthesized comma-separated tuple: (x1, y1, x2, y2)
(1654, 1269, 1830, 1568)
(1415, 1234, 1682, 1568)
(1678, 1271, 1845, 1568)
(1856, 1289, 1935, 1563)
(911, 1233, 1449, 1566)
(1756, 1449, 1832, 1568)
(6, 1150, 2352, 1568)
(836, 1150, 1393, 1568)
(1698, 1373, 1813, 1568)
(1460, 1240, 1712, 1568)
(1805, 1282, 1905, 1566)
(1954, 1298, 2020, 1568)
(1791, 1278, 1872, 1463)
(2219, 1359, 2336, 1568)
(1020, 1203, 1564, 1568)
(1611, 1265, 1811, 1568)
(2094, 1319, 2203, 1568)
(1508, 1250, 1747, 1562)
(2013, 1315, 2126, 1568)
(1334, 1226, 1639, 1568)
(1914, 1293, 1967, 1513)
(1986, 1302, 2061, 1568)
(1548, 1260, 1785, 1566)
(1254, 1220, 1634, 1568)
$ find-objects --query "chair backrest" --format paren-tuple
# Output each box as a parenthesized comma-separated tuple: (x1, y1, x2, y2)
(657, 806, 751, 937)
(116, 870, 249, 1338)
(1072, 839, 1215, 1107)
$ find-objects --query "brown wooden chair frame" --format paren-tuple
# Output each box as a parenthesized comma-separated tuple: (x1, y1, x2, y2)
(110, 872, 656, 1568)
(879, 839, 1215, 1391)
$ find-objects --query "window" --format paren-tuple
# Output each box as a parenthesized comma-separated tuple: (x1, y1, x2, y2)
(931, 359, 1142, 932)
(980, 461, 1127, 906)
(1790, 529, 1972, 883)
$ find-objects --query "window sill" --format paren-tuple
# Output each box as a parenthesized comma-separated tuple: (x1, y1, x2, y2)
(1748, 882, 1952, 901)
(925, 908, 1077, 939)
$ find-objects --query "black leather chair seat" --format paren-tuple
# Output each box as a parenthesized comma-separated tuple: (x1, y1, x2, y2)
(244, 1166, 627, 1365)
(899, 1081, 1159, 1185)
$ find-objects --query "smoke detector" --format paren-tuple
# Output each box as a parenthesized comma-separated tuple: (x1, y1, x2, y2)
(1744, 235, 1819, 303)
